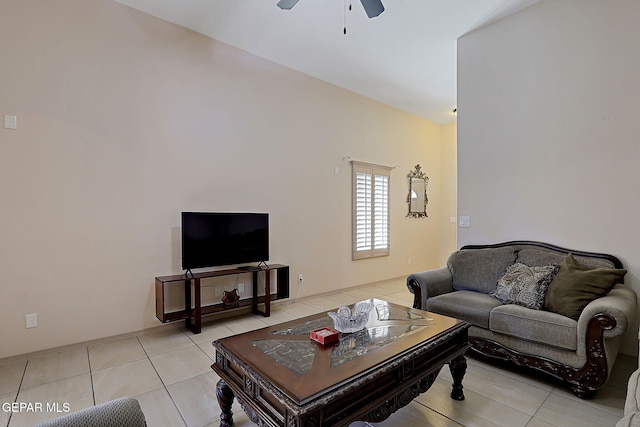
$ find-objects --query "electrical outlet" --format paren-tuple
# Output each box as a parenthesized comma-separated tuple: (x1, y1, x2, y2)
(298, 274, 303, 284)
(238, 283, 245, 293)
(26, 313, 37, 328)
(408, 258, 412, 265)
(4, 114, 17, 130)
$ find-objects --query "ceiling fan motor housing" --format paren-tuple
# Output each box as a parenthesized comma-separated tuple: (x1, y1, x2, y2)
(277, 0, 385, 18)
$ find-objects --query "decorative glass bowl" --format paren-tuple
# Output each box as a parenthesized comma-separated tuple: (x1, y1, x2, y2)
(328, 302, 373, 333)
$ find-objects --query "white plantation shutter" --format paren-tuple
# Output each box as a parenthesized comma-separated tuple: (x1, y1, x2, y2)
(352, 161, 391, 260)
(355, 172, 372, 252)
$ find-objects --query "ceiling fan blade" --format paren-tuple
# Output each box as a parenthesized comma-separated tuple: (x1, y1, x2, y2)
(277, 0, 300, 10)
(360, 0, 384, 18)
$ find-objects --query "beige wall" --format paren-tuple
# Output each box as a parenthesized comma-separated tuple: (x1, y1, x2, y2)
(0, 0, 447, 359)
(457, 0, 640, 355)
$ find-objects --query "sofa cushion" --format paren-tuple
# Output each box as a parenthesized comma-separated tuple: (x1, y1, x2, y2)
(517, 247, 615, 269)
(448, 246, 517, 294)
(516, 248, 566, 268)
(545, 253, 627, 320)
(427, 290, 503, 329)
(489, 304, 578, 350)
(491, 263, 559, 310)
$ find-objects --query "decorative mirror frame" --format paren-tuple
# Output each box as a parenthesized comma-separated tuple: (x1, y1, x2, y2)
(406, 164, 429, 218)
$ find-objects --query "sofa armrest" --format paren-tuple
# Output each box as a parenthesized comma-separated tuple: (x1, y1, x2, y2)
(616, 369, 640, 426)
(624, 370, 640, 415)
(34, 397, 146, 427)
(577, 284, 637, 340)
(406, 267, 454, 310)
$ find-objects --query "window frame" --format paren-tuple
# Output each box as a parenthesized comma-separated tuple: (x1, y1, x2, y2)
(351, 161, 392, 260)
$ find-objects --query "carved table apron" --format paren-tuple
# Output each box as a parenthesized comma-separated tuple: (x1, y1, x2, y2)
(211, 298, 470, 427)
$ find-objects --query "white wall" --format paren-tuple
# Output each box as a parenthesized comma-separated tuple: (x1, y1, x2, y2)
(0, 0, 448, 359)
(440, 122, 458, 266)
(457, 0, 640, 355)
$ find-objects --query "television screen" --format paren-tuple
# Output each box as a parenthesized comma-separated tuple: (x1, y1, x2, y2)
(181, 212, 269, 270)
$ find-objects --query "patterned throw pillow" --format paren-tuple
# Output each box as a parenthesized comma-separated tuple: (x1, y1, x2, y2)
(492, 263, 560, 310)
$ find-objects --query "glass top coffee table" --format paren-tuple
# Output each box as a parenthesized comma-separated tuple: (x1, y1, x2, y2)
(212, 298, 470, 426)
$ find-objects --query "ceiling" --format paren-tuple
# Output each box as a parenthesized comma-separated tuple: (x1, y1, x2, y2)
(113, 0, 540, 124)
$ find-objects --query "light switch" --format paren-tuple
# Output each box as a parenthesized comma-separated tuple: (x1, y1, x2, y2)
(4, 114, 17, 130)
(459, 216, 470, 227)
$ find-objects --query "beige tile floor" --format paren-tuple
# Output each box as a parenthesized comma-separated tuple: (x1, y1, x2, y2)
(0, 277, 636, 427)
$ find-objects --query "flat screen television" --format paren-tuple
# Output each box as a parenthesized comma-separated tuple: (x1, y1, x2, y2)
(181, 212, 269, 270)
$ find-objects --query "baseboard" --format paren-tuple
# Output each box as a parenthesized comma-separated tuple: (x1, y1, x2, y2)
(0, 322, 184, 366)
(0, 276, 406, 365)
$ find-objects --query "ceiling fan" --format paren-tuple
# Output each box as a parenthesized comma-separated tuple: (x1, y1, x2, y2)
(277, 0, 385, 18)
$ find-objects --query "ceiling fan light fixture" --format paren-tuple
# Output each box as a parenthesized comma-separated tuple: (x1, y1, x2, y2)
(277, 0, 300, 10)
(360, 0, 384, 18)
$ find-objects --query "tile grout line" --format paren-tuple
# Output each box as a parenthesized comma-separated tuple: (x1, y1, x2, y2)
(6, 360, 29, 427)
(411, 387, 464, 426)
(135, 336, 190, 427)
(530, 388, 558, 427)
(86, 346, 96, 407)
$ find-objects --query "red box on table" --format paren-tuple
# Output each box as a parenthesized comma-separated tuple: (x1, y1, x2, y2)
(310, 327, 339, 345)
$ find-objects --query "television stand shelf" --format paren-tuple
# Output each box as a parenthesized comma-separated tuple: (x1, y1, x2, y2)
(155, 264, 289, 334)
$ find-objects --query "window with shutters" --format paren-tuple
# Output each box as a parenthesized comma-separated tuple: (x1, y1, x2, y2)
(351, 161, 391, 260)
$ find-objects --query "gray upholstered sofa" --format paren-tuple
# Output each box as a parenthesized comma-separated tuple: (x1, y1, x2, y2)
(617, 368, 640, 426)
(34, 397, 146, 427)
(407, 241, 637, 398)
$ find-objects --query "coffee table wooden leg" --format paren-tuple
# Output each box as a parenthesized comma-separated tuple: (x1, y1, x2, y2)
(216, 379, 235, 426)
(449, 355, 467, 401)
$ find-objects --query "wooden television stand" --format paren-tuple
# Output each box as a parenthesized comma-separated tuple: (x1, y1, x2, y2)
(155, 264, 289, 334)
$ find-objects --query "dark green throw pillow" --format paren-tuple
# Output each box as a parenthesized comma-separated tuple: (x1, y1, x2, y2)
(544, 253, 626, 320)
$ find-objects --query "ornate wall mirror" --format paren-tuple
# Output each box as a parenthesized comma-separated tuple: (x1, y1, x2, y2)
(406, 164, 429, 218)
